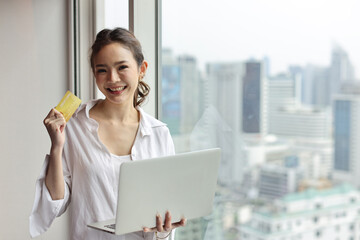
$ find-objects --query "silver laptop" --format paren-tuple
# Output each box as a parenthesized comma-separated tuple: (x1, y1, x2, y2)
(88, 148, 221, 235)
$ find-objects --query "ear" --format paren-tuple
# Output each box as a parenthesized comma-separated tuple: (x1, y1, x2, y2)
(139, 60, 148, 78)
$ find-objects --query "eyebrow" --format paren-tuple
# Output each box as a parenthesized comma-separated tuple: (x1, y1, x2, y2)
(95, 61, 128, 68)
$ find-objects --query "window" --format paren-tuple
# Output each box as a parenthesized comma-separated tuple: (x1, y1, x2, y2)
(160, 0, 360, 239)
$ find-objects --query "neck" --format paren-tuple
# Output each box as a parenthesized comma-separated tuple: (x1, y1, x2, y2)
(98, 99, 138, 123)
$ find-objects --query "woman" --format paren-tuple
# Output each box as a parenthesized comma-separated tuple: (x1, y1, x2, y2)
(30, 28, 186, 240)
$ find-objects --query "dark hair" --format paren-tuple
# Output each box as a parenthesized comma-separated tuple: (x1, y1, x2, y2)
(90, 27, 150, 107)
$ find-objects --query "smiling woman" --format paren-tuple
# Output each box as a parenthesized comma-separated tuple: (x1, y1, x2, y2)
(30, 27, 186, 240)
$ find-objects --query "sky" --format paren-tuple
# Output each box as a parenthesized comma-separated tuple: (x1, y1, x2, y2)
(162, 0, 360, 77)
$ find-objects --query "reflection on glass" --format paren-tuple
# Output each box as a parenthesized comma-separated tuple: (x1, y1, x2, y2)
(161, 0, 360, 239)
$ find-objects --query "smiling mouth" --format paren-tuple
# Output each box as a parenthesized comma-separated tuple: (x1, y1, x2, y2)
(107, 86, 127, 92)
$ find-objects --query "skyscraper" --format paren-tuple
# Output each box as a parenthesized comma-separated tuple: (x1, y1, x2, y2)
(161, 49, 181, 134)
(177, 55, 202, 134)
(329, 45, 355, 97)
(303, 65, 330, 107)
(333, 94, 360, 187)
(206, 62, 244, 133)
(204, 62, 245, 186)
(242, 61, 265, 134)
(267, 73, 296, 135)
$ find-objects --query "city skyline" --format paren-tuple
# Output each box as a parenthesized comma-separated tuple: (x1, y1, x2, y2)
(162, 41, 360, 240)
(162, 0, 360, 78)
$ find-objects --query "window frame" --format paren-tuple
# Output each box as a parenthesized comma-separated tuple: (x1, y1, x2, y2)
(72, 0, 161, 119)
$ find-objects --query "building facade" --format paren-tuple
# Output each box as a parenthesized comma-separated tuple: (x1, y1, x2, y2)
(240, 184, 360, 240)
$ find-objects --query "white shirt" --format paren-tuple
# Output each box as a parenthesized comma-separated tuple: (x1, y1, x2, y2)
(29, 100, 175, 240)
(111, 154, 131, 194)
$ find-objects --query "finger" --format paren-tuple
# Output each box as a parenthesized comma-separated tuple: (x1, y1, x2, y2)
(44, 108, 64, 125)
(45, 118, 66, 134)
(164, 211, 172, 231)
(44, 109, 56, 125)
(46, 117, 66, 128)
(53, 108, 63, 116)
(44, 115, 61, 125)
(171, 218, 187, 229)
(156, 214, 164, 232)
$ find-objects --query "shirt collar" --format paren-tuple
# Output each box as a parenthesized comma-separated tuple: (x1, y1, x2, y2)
(136, 106, 166, 137)
(75, 100, 166, 138)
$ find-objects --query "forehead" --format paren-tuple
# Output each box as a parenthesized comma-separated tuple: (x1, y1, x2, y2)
(94, 42, 136, 64)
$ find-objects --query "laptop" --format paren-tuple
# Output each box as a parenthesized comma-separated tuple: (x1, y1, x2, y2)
(88, 148, 221, 235)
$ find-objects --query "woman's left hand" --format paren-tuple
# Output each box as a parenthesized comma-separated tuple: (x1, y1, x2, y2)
(143, 211, 186, 234)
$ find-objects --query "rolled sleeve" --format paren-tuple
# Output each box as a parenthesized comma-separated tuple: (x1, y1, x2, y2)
(29, 155, 70, 238)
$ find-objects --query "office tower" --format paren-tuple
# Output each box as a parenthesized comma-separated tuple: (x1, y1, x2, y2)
(240, 184, 360, 240)
(206, 60, 266, 135)
(177, 55, 202, 134)
(288, 65, 304, 104)
(258, 164, 302, 200)
(330, 45, 355, 97)
(333, 94, 360, 187)
(267, 73, 296, 135)
(268, 105, 331, 140)
(242, 61, 266, 134)
(263, 56, 270, 78)
(162, 49, 181, 134)
(162, 50, 204, 152)
(303, 65, 331, 107)
(206, 62, 244, 133)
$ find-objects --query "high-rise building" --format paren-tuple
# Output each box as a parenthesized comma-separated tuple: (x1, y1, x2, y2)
(240, 184, 360, 240)
(267, 73, 296, 135)
(268, 105, 331, 140)
(162, 50, 203, 136)
(258, 164, 302, 200)
(303, 65, 330, 107)
(162, 49, 182, 135)
(242, 61, 266, 134)
(288, 65, 304, 104)
(177, 55, 202, 134)
(330, 45, 355, 97)
(201, 62, 245, 186)
(206, 62, 244, 133)
(333, 94, 360, 187)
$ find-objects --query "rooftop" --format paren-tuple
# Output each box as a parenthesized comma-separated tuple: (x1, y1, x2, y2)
(283, 183, 355, 202)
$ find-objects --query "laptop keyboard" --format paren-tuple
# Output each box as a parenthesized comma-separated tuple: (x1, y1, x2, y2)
(105, 224, 116, 230)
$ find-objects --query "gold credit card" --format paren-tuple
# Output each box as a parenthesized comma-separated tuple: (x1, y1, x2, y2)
(55, 91, 82, 122)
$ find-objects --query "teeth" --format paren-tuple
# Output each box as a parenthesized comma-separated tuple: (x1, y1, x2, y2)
(109, 86, 126, 91)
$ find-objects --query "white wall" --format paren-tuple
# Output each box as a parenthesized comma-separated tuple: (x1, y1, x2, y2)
(0, 0, 69, 239)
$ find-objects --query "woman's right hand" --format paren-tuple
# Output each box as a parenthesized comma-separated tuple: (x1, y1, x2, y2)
(43, 108, 66, 149)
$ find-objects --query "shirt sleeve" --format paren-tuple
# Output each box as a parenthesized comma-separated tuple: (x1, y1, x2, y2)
(29, 154, 71, 238)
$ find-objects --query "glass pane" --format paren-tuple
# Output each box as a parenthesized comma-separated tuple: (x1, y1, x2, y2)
(161, 0, 360, 239)
(104, 0, 128, 29)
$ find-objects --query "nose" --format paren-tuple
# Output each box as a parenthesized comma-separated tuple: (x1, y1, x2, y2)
(108, 68, 120, 82)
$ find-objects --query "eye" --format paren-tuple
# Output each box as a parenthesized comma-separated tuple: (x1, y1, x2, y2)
(96, 69, 106, 73)
(118, 65, 128, 71)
